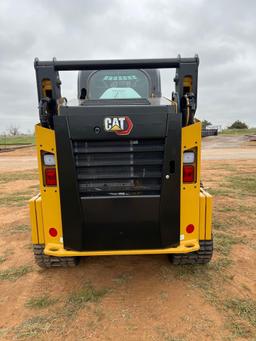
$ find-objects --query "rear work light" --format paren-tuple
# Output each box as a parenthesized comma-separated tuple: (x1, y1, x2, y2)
(183, 165, 194, 183)
(45, 168, 57, 186)
(43, 153, 56, 166)
(183, 151, 195, 164)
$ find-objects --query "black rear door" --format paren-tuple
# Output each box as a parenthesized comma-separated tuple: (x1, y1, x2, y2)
(54, 104, 181, 251)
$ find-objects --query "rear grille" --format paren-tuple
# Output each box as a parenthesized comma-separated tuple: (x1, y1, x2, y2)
(73, 139, 164, 197)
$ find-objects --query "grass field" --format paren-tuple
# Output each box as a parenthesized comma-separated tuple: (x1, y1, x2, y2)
(220, 128, 256, 135)
(0, 135, 35, 145)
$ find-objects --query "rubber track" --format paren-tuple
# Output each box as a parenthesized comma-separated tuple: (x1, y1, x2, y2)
(170, 240, 213, 265)
(33, 244, 80, 268)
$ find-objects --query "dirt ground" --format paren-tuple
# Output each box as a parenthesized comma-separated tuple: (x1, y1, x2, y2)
(202, 134, 256, 160)
(0, 134, 255, 172)
(0, 137, 255, 341)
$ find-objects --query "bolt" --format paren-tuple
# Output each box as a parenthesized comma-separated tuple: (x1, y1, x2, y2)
(94, 126, 101, 134)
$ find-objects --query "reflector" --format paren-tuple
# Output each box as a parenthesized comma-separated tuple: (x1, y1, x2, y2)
(186, 224, 195, 233)
(49, 227, 58, 237)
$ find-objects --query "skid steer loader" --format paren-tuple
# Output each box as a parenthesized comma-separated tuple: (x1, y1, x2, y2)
(29, 56, 213, 267)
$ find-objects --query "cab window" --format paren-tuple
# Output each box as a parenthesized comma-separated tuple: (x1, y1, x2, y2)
(88, 70, 150, 99)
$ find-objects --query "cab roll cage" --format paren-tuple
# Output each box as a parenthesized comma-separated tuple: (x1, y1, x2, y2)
(34, 55, 199, 127)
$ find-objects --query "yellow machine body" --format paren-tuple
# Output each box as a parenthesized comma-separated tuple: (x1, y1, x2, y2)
(29, 121, 212, 257)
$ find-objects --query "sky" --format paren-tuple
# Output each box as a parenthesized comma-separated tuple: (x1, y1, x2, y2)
(0, 0, 256, 133)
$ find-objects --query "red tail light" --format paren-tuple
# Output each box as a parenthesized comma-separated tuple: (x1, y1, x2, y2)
(183, 165, 194, 183)
(45, 168, 57, 186)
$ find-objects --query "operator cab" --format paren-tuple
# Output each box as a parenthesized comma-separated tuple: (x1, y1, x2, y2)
(78, 69, 161, 102)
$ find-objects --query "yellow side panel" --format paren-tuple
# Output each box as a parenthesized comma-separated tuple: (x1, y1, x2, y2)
(29, 195, 39, 244)
(199, 192, 206, 240)
(35, 124, 63, 246)
(35, 197, 45, 244)
(205, 192, 213, 240)
(200, 188, 212, 240)
(182, 121, 202, 156)
(41, 189, 62, 245)
(180, 188, 199, 240)
(180, 121, 201, 241)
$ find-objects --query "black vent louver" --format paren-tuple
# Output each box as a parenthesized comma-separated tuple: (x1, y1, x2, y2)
(73, 139, 164, 197)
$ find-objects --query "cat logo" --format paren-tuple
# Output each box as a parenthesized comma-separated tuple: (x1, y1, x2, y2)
(104, 116, 133, 135)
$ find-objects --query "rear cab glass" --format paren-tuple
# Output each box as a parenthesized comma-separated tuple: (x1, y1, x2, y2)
(88, 70, 150, 99)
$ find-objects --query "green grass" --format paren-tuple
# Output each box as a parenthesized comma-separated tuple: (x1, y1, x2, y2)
(184, 162, 256, 336)
(112, 272, 132, 285)
(207, 164, 237, 172)
(217, 206, 234, 213)
(1, 224, 30, 235)
(0, 135, 34, 145)
(165, 337, 186, 341)
(208, 174, 256, 199)
(0, 265, 32, 281)
(213, 217, 229, 231)
(0, 328, 8, 338)
(225, 299, 256, 327)
(15, 316, 53, 339)
(227, 175, 256, 196)
(220, 128, 256, 135)
(0, 171, 38, 184)
(155, 326, 188, 341)
(226, 319, 253, 338)
(173, 256, 233, 305)
(214, 232, 239, 256)
(213, 215, 245, 231)
(0, 192, 32, 207)
(65, 283, 108, 316)
(11, 224, 30, 233)
(68, 284, 108, 306)
(217, 204, 251, 213)
(0, 256, 6, 264)
(211, 257, 232, 272)
(207, 187, 235, 197)
(25, 295, 58, 309)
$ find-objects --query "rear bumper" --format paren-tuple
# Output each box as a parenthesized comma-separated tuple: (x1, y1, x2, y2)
(29, 188, 212, 257)
(43, 239, 199, 256)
